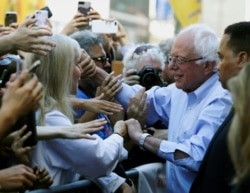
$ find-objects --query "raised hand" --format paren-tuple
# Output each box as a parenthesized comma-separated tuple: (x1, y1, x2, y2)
(77, 97, 123, 115)
(123, 69, 140, 86)
(126, 87, 149, 127)
(0, 70, 43, 139)
(8, 16, 55, 56)
(11, 125, 34, 165)
(79, 49, 97, 78)
(3, 70, 43, 117)
(96, 72, 122, 101)
(61, 13, 89, 35)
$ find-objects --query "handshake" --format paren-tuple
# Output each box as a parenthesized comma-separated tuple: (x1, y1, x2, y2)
(113, 119, 147, 150)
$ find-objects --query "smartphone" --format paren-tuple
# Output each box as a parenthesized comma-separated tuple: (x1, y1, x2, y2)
(0, 69, 8, 88)
(91, 20, 118, 34)
(78, 1, 91, 16)
(34, 10, 48, 27)
(28, 60, 41, 73)
(40, 6, 53, 18)
(13, 112, 37, 147)
(5, 11, 17, 26)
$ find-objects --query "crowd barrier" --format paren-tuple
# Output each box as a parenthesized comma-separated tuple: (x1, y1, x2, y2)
(28, 169, 139, 193)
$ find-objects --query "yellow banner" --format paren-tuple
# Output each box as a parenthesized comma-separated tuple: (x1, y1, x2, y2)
(169, 0, 201, 27)
(0, 0, 46, 24)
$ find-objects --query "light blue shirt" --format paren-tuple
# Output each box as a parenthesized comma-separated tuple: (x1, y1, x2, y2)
(116, 72, 232, 193)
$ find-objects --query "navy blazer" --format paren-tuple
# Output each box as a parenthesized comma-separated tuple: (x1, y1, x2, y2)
(189, 109, 235, 193)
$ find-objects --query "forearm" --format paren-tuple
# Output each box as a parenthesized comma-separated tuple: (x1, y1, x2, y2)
(36, 126, 63, 140)
(0, 108, 18, 140)
(143, 135, 162, 155)
(78, 111, 97, 123)
(0, 34, 15, 56)
(69, 96, 84, 110)
(92, 67, 109, 85)
(144, 137, 189, 160)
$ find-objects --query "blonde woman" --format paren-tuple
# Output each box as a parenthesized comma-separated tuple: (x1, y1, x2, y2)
(228, 62, 250, 193)
(24, 34, 129, 193)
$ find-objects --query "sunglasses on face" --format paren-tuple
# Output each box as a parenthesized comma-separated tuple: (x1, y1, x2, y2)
(91, 57, 109, 65)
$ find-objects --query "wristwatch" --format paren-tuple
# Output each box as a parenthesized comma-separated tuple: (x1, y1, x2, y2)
(139, 133, 152, 150)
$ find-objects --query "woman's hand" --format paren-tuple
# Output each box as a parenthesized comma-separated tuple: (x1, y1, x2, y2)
(33, 166, 53, 189)
(11, 125, 34, 165)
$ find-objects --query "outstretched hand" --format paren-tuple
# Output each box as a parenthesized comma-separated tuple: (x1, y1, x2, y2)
(82, 97, 123, 115)
(60, 118, 107, 139)
(11, 125, 34, 165)
(96, 72, 122, 101)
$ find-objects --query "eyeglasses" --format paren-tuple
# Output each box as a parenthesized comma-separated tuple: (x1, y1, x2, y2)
(91, 57, 109, 65)
(168, 55, 203, 66)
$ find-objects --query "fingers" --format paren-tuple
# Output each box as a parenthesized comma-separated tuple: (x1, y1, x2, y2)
(80, 51, 96, 77)
(15, 125, 28, 138)
(34, 167, 53, 185)
(101, 73, 122, 98)
(12, 70, 29, 87)
(26, 77, 43, 104)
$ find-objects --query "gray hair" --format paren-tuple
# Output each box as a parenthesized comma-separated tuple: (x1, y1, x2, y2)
(122, 43, 166, 74)
(178, 24, 220, 71)
(158, 38, 175, 63)
(70, 30, 103, 56)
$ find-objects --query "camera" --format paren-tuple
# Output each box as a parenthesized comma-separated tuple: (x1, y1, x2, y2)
(137, 65, 166, 90)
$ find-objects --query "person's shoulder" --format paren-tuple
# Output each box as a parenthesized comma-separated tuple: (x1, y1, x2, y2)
(45, 110, 72, 126)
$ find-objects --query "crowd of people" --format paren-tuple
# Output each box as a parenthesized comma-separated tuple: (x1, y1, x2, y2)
(0, 4, 249, 193)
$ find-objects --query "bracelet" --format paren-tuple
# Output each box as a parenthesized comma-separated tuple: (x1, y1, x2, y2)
(139, 133, 152, 150)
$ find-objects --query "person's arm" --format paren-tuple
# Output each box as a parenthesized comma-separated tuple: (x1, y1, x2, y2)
(0, 119, 107, 146)
(69, 96, 123, 115)
(40, 111, 127, 178)
(78, 111, 98, 123)
(37, 119, 107, 140)
(60, 13, 89, 36)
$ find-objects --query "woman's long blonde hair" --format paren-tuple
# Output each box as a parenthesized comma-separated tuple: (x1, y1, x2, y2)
(228, 62, 250, 184)
(24, 34, 81, 125)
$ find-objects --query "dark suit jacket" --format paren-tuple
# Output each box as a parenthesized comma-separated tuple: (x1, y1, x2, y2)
(231, 174, 250, 193)
(189, 109, 235, 193)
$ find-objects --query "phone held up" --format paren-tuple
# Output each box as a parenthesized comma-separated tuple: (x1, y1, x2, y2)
(34, 10, 48, 27)
(78, 1, 91, 16)
(5, 11, 17, 26)
(12, 60, 41, 147)
(91, 20, 118, 34)
(40, 6, 53, 18)
(28, 60, 41, 74)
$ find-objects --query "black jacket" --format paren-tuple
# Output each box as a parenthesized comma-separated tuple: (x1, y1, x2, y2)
(189, 109, 235, 193)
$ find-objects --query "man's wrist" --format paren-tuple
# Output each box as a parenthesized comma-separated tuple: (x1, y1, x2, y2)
(139, 133, 152, 150)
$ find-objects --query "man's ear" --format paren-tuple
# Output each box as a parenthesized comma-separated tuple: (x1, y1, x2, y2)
(203, 61, 216, 75)
(237, 51, 248, 68)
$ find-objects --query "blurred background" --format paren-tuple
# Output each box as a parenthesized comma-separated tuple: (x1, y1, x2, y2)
(0, 0, 249, 44)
